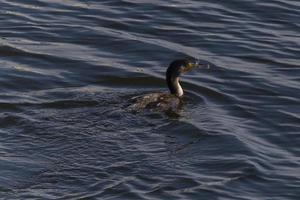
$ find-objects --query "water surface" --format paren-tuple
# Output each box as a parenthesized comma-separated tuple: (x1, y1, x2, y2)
(0, 0, 299, 199)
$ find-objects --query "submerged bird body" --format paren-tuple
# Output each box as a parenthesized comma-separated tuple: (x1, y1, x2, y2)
(131, 92, 181, 111)
(130, 58, 206, 113)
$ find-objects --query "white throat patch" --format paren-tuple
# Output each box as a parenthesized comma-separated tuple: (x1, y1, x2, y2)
(175, 77, 183, 97)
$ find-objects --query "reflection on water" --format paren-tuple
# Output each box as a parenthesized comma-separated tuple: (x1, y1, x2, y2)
(0, 0, 299, 199)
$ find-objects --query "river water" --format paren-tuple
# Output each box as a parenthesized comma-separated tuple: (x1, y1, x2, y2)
(0, 0, 299, 199)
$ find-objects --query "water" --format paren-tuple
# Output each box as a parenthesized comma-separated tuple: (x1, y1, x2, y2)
(0, 0, 299, 199)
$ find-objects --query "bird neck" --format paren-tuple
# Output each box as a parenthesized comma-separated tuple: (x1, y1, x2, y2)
(167, 76, 183, 97)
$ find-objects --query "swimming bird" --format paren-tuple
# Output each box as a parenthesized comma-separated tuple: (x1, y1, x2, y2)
(130, 58, 208, 113)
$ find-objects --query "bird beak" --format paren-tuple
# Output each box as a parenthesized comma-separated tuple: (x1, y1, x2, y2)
(182, 59, 210, 73)
(195, 60, 210, 69)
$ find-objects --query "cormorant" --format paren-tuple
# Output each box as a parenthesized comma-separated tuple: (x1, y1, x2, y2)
(130, 58, 208, 113)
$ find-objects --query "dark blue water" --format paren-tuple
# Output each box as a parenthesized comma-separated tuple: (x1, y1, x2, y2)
(0, 0, 299, 199)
